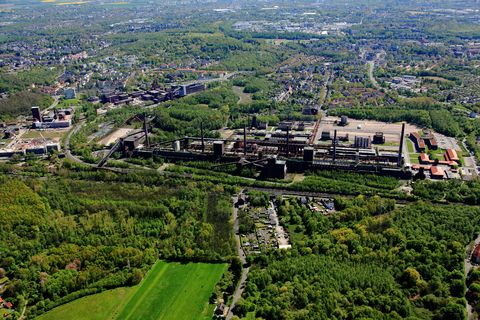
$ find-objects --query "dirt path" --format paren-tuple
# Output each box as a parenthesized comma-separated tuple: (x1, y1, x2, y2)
(18, 303, 27, 320)
(367, 61, 381, 89)
(227, 192, 249, 320)
(233, 86, 252, 105)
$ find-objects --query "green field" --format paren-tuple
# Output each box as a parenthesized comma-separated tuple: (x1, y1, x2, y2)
(37, 261, 226, 320)
(115, 261, 227, 320)
(37, 287, 135, 320)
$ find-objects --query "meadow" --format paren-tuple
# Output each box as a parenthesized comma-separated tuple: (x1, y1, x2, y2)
(36, 287, 135, 320)
(37, 261, 227, 320)
(115, 261, 227, 320)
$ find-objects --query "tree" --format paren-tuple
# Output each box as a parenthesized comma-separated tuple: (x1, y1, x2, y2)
(438, 302, 466, 320)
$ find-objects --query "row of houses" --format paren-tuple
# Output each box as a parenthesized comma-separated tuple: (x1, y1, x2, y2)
(414, 148, 461, 179)
(418, 149, 459, 167)
(410, 132, 438, 152)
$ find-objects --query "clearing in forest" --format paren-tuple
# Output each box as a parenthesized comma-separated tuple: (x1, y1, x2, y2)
(114, 261, 227, 320)
(37, 261, 226, 320)
(36, 287, 135, 320)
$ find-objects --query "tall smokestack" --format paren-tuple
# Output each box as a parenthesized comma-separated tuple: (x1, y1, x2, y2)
(398, 123, 406, 167)
(243, 125, 247, 156)
(143, 112, 150, 148)
(286, 126, 290, 158)
(333, 130, 337, 163)
(201, 122, 205, 153)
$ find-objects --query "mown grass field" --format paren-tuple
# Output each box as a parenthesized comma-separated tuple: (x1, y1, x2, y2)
(36, 287, 135, 320)
(37, 261, 227, 320)
(115, 261, 227, 320)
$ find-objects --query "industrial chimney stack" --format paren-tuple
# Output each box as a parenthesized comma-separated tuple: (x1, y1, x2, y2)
(397, 123, 406, 167)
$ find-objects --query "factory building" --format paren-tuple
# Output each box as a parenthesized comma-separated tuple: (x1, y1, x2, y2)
(33, 120, 71, 129)
(373, 132, 385, 144)
(31, 106, 42, 122)
(410, 132, 426, 152)
(31, 106, 72, 129)
(303, 147, 315, 162)
(339, 116, 348, 126)
(179, 83, 205, 97)
(264, 158, 287, 179)
(213, 141, 225, 157)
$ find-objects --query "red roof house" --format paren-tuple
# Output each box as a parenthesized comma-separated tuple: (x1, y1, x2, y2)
(430, 166, 445, 179)
(419, 153, 431, 164)
(445, 149, 459, 162)
(410, 132, 426, 151)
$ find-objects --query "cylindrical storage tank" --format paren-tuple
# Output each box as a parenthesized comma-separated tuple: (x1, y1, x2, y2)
(173, 140, 181, 152)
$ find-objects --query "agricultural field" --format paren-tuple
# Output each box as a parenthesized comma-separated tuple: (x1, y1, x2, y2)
(37, 261, 227, 320)
(36, 287, 135, 320)
(115, 261, 227, 320)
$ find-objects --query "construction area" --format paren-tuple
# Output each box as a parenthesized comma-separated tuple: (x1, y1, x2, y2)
(0, 107, 69, 158)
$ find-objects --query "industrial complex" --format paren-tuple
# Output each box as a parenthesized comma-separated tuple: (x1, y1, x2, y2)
(96, 114, 414, 179)
(88, 111, 475, 181)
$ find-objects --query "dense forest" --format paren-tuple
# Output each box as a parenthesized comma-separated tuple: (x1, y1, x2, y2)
(0, 91, 53, 121)
(237, 196, 479, 319)
(413, 179, 480, 205)
(0, 67, 58, 120)
(0, 175, 235, 318)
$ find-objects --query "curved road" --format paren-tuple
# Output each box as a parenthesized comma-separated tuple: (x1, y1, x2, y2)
(64, 120, 95, 166)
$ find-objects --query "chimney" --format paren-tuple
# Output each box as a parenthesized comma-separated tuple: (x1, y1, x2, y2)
(143, 113, 150, 148)
(243, 125, 247, 156)
(333, 130, 337, 163)
(398, 123, 405, 167)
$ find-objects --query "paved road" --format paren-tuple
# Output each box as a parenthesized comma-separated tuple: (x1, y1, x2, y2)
(64, 120, 98, 167)
(227, 192, 249, 320)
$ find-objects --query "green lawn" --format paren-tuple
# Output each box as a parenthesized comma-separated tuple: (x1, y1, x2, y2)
(36, 261, 227, 320)
(233, 86, 252, 105)
(21, 129, 67, 140)
(115, 261, 227, 320)
(37, 287, 135, 320)
(406, 139, 415, 153)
